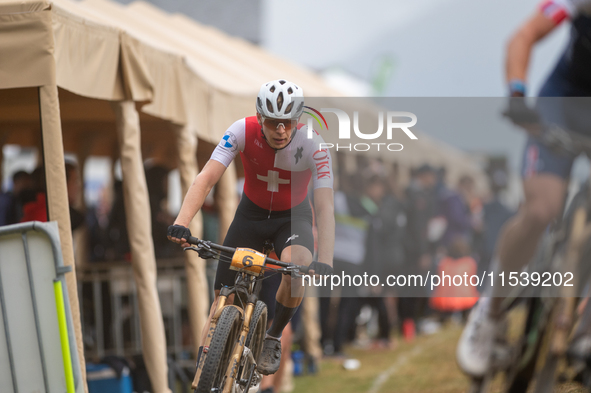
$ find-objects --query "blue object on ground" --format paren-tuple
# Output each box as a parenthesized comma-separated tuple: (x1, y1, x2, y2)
(292, 350, 305, 376)
(87, 363, 133, 393)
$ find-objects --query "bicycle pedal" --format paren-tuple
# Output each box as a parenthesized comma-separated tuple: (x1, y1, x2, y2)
(247, 384, 261, 393)
(238, 373, 262, 393)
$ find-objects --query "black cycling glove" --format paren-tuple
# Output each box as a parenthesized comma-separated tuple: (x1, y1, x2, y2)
(504, 97, 540, 126)
(309, 261, 334, 275)
(167, 225, 192, 242)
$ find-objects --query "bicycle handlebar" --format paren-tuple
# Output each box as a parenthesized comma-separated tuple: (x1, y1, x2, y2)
(504, 107, 591, 157)
(185, 236, 310, 274)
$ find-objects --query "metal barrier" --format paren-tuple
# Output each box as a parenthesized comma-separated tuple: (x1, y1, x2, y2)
(77, 258, 199, 367)
(0, 221, 83, 393)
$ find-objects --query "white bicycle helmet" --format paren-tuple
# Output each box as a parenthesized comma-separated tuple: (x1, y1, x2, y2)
(256, 80, 304, 119)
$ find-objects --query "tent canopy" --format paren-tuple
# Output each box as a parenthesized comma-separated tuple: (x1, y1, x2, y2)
(1, 0, 485, 184)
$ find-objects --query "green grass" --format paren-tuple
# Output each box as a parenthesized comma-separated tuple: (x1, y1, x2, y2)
(292, 321, 590, 393)
(294, 323, 470, 393)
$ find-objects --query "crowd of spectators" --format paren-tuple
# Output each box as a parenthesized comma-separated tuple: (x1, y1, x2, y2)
(316, 158, 514, 359)
(0, 163, 84, 229)
(0, 162, 184, 262)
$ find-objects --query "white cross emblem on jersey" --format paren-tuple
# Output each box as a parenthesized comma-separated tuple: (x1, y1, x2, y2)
(257, 170, 290, 192)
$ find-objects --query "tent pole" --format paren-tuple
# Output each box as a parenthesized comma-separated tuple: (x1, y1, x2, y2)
(215, 161, 237, 243)
(39, 84, 88, 393)
(111, 100, 171, 393)
(0, 141, 3, 188)
(172, 123, 209, 351)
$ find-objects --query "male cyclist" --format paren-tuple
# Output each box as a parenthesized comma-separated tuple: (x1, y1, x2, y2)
(457, 0, 591, 377)
(168, 80, 335, 376)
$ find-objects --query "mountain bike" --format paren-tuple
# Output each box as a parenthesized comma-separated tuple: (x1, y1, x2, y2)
(184, 236, 309, 393)
(469, 123, 591, 393)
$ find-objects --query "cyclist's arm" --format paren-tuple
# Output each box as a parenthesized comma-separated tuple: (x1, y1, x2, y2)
(313, 187, 335, 268)
(307, 130, 335, 267)
(173, 119, 245, 229)
(506, 8, 562, 90)
(173, 159, 226, 227)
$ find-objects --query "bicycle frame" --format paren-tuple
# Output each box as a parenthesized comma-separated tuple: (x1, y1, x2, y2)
(187, 237, 308, 393)
(191, 275, 256, 392)
(547, 179, 591, 356)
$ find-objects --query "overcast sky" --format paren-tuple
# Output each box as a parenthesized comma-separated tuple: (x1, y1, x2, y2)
(262, 0, 569, 96)
(262, 0, 589, 180)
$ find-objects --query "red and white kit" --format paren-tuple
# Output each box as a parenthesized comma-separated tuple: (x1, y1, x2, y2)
(211, 116, 333, 212)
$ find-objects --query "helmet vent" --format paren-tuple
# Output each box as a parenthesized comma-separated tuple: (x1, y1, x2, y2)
(277, 92, 284, 111)
(285, 101, 293, 115)
(269, 85, 276, 93)
(257, 97, 263, 109)
(279, 80, 286, 85)
(287, 87, 293, 94)
(266, 99, 274, 113)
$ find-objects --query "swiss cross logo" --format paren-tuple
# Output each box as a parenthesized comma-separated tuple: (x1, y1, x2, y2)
(257, 170, 290, 192)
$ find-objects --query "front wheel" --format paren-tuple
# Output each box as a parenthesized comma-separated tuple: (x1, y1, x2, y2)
(195, 306, 243, 393)
(236, 301, 268, 393)
(504, 297, 550, 393)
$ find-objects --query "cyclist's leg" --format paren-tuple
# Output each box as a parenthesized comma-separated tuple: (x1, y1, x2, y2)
(489, 137, 571, 314)
(258, 220, 314, 375)
(496, 175, 566, 274)
(271, 218, 315, 329)
(457, 137, 571, 378)
(274, 245, 312, 307)
(259, 272, 300, 392)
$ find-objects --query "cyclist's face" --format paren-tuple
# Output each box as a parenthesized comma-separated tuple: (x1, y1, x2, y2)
(258, 114, 298, 149)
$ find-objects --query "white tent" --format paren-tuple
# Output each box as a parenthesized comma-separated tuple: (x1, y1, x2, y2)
(0, 1, 487, 391)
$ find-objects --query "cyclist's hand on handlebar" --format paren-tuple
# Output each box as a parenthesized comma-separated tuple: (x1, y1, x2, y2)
(308, 261, 334, 276)
(503, 97, 542, 136)
(167, 224, 192, 248)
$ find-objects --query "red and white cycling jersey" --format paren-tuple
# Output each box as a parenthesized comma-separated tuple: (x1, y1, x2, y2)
(541, 0, 591, 24)
(211, 116, 333, 212)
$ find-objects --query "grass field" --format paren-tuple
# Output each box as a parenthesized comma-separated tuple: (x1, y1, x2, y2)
(294, 322, 469, 393)
(292, 321, 589, 393)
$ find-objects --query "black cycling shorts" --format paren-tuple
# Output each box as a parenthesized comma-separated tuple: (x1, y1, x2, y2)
(521, 47, 591, 181)
(213, 194, 314, 290)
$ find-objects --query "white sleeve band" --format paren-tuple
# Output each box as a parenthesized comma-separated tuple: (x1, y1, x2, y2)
(210, 118, 246, 167)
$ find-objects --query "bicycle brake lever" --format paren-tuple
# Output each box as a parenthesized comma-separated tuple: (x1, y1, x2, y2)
(286, 266, 304, 279)
(184, 244, 218, 259)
